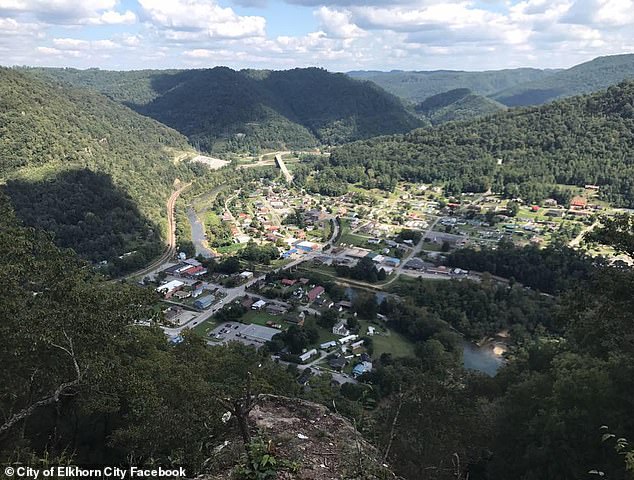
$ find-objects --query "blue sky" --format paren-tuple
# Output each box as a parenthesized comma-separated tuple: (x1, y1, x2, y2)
(0, 0, 632, 71)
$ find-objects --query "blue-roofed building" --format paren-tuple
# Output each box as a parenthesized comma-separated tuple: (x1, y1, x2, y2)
(352, 361, 373, 378)
(194, 294, 215, 310)
(282, 248, 298, 258)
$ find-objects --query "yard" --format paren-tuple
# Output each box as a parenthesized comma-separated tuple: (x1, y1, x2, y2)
(370, 330, 417, 358)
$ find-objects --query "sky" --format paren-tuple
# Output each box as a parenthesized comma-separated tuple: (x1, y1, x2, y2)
(0, 0, 633, 72)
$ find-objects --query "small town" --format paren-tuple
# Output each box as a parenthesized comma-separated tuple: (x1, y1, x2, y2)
(143, 159, 626, 387)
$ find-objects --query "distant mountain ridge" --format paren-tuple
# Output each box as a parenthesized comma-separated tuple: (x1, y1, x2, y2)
(348, 54, 634, 109)
(25, 66, 422, 153)
(347, 68, 557, 103)
(492, 54, 634, 106)
(414, 88, 506, 124)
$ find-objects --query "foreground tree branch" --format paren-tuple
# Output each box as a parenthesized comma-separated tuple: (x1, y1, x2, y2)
(0, 331, 83, 437)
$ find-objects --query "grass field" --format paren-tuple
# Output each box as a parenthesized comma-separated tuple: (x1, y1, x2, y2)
(304, 317, 339, 346)
(241, 310, 280, 326)
(371, 330, 417, 358)
(192, 318, 217, 337)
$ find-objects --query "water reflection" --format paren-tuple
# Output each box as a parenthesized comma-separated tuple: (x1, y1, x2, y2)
(187, 208, 215, 258)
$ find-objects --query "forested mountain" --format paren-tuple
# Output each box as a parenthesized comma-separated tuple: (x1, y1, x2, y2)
(0, 67, 193, 273)
(318, 81, 634, 206)
(347, 68, 555, 103)
(493, 54, 634, 106)
(26, 67, 422, 153)
(415, 88, 506, 124)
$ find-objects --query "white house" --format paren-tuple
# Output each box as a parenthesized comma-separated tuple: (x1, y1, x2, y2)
(332, 320, 350, 337)
(252, 299, 267, 310)
(299, 349, 318, 363)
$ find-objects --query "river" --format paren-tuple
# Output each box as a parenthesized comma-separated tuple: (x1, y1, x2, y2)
(186, 208, 215, 258)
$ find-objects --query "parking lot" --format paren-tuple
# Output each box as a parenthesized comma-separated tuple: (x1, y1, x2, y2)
(207, 322, 280, 347)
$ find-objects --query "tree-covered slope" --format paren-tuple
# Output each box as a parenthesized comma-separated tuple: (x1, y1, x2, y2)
(0, 67, 193, 273)
(26, 67, 422, 153)
(493, 54, 634, 106)
(415, 88, 506, 124)
(323, 81, 634, 206)
(347, 68, 555, 103)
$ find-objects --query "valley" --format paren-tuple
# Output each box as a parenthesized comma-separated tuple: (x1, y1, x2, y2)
(2, 54, 634, 480)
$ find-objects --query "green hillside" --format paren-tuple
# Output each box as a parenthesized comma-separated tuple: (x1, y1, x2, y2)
(0, 67, 193, 274)
(27, 67, 422, 153)
(493, 54, 634, 106)
(347, 68, 555, 103)
(322, 81, 634, 206)
(415, 88, 506, 124)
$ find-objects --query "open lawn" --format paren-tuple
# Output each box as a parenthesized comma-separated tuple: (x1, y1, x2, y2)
(304, 317, 339, 346)
(371, 330, 417, 358)
(192, 318, 217, 337)
(241, 310, 281, 327)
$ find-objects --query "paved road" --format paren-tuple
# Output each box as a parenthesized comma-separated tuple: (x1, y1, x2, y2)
(123, 182, 191, 280)
(164, 217, 339, 336)
(275, 153, 293, 184)
(569, 220, 599, 248)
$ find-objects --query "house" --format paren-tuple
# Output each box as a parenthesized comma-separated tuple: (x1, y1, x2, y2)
(286, 315, 305, 327)
(320, 340, 337, 350)
(242, 296, 255, 309)
(367, 326, 376, 336)
(156, 280, 184, 298)
(252, 299, 267, 310)
(352, 361, 373, 378)
(351, 340, 365, 350)
(335, 300, 352, 310)
(173, 290, 191, 300)
(299, 349, 318, 363)
(307, 286, 325, 302)
(297, 369, 312, 385)
(194, 295, 215, 310)
(332, 320, 350, 336)
(570, 196, 587, 209)
(234, 234, 251, 244)
(404, 258, 426, 270)
(266, 303, 288, 315)
(191, 281, 204, 298)
(240, 271, 254, 280)
(296, 240, 319, 252)
(337, 335, 359, 345)
(184, 258, 202, 267)
(328, 356, 347, 370)
(281, 278, 297, 287)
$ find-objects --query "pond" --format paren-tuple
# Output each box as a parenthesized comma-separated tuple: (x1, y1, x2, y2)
(187, 208, 215, 258)
(462, 341, 504, 376)
(344, 287, 388, 304)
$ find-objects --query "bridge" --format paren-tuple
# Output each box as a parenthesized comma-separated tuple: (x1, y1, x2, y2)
(275, 153, 293, 184)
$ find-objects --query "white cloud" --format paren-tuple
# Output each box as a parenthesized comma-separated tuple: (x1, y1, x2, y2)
(0, 0, 135, 25)
(138, 0, 266, 39)
(90, 9, 136, 25)
(1, 0, 634, 72)
(314, 6, 365, 39)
